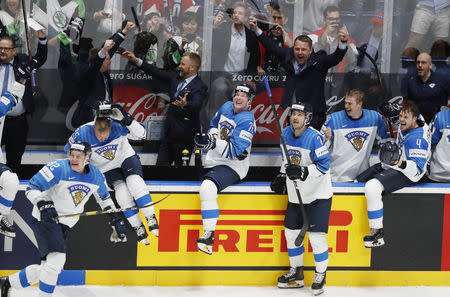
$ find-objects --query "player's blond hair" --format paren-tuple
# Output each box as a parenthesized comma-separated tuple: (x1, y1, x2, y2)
(94, 117, 111, 132)
(346, 89, 365, 104)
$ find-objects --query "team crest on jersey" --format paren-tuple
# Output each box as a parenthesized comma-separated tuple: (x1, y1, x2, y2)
(68, 184, 90, 206)
(95, 145, 118, 160)
(288, 149, 302, 165)
(345, 131, 369, 152)
(219, 122, 234, 140)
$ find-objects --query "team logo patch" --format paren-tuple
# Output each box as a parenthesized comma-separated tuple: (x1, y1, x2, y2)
(95, 144, 118, 160)
(345, 131, 369, 152)
(288, 149, 302, 165)
(68, 184, 90, 206)
(219, 121, 234, 140)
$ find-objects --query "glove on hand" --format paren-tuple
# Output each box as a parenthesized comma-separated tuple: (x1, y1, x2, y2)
(8, 81, 25, 105)
(108, 212, 127, 243)
(379, 140, 401, 166)
(16, 59, 38, 80)
(285, 164, 309, 181)
(194, 133, 216, 151)
(270, 173, 287, 194)
(37, 200, 58, 223)
(111, 104, 134, 126)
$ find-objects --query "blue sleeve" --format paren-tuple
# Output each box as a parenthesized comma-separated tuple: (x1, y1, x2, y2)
(376, 113, 388, 139)
(404, 136, 429, 174)
(223, 115, 255, 159)
(28, 161, 63, 192)
(94, 169, 110, 200)
(311, 133, 330, 173)
(0, 92, 15, 117)
(430, 114, 442, 146)
(65, 127, 83, 153)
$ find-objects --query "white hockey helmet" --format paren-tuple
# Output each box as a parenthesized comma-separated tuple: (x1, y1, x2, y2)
(289, 101, 313, 125)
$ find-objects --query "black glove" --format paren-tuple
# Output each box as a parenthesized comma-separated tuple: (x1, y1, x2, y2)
(194, 133, 216, 151)
(111, 104, 134, 126)
(16, 59, 38, 80)
(108, 212, 127, 243)
(285, 164, 309, 181)
(37, 200, 58, 223)
(379, 140, 401, 166)
(270, 173, 287, 194)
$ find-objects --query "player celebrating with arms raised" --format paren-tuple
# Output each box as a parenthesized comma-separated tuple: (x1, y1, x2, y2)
(194, 83, 256, 255)
(0, 141, 126, 297)
(274, 102, 332, 296)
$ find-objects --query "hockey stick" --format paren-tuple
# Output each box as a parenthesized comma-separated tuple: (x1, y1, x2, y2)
(56, 194, 170, 219)
(263, 77, 308, 247)
(131, 7, 141, 32)
(356, 47, 395, 137)
(21, 0, 36, 87)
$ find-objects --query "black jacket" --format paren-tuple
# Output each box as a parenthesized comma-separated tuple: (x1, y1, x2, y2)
(140, 62, 208, 142)
(257, 33, 347, 112)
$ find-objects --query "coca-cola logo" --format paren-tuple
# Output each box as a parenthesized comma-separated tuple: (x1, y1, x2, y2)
(250, 88, 288, 142)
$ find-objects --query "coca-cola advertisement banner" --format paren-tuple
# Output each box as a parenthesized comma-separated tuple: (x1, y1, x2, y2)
(28, 71, 405, 146)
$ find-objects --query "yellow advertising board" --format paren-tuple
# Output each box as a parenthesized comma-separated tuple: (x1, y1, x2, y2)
(137, 193, 371, 268)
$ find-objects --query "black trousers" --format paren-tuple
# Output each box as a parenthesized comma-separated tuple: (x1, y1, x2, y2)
(3, 114, 28, 175)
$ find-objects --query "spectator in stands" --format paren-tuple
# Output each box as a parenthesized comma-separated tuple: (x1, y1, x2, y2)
(143, 10, 170, 68)
(249, 16, 349, 130)
(0, 31, 47, 176)
(430, 39, 450, 76)
(302, 0, 341, 34)
(257, 4, 293, 76)
(407, 52, 450, 123)
(321, 89, 388, 182)
(357, 11, 384, 73)
(163, 11, 202, 71)
(427, 108, 450, 182)
(0, 0, 21, 40)
(309, 6, 357, 74)
(404, 1, 450, 51)
(123, 51, 207, 167)
(203, 2, 260, 127)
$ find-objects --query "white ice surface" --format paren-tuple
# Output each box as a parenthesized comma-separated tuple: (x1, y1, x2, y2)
(7, 286, 450, 297)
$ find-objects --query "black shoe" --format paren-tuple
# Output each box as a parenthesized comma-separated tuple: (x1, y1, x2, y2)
(312, 270, 326, 295)
(363, 228, 385, 248)
(0, 215, 15, 238)
(277, 266, 304, 288)
(146, 214, 159, 237)
(0, 276, 11, 297)
(197, 231, 215, 255)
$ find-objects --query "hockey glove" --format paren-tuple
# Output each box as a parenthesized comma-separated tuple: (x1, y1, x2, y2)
(379, 101, 401, 126)
(285, 164, 309, 181)
(111, 104, 134, 126)
(194, 133, 216, 151)
(37, 200, 58, 223)
(8, 81, 26, 105)
(16, 59, 38, 80)
(108, 212, 127, 243)
(379, 140, 401, 166)
(270, 173, 287, 194)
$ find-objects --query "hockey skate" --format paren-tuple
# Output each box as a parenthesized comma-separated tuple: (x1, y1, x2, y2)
(134, 224, 150, 245)
(146, 214, 159, 237)
(364, 228, 384, 248)
(197, 231, 214, 255)
(312, 270, 326, 296)
(0, 214, 15, 238)
(0, 276, 11, 297)
(277, 266, 304, 288)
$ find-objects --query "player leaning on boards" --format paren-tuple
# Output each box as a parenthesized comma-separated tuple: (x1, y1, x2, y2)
(356, 103, 430, 248)
(194, 83, 256, 255)
(0, 141, 126, 297)
(273, 102, 332, 296)
(320, 89, 388, 182)
(0, 75, 30, 238)
(65, 103, 159, 246)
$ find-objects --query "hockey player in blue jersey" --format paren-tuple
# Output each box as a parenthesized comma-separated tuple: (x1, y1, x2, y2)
(427, 109, 450, 182)
(321, 89, 388, 182)
(65, 103, 159, 246)
(274, 102, 332, 296)
(0, 141, 127, 297)
(356, 103, 430, 248)
(194, 83, 256, 255)
(0, 77, 30, 238)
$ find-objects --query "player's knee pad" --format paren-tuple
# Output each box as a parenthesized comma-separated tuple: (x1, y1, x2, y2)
(125, 174, 148, 199)
(365, 178, 384, 202)
(308, 232, 328, 254)
(0, 170, 19, 199)
(113, 180, 134, 208)
(199, 179, 218, 202)
(44, 252, 66, 274)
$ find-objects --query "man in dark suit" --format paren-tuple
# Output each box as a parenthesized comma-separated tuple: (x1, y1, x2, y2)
(122, 51, 207, 166)
(0, 30, 48, 175)
(249, 19, 349, 130)
(74, 21, 135, 127)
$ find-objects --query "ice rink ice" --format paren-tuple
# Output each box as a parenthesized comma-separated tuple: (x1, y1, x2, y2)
(7, 286, 450, 297)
